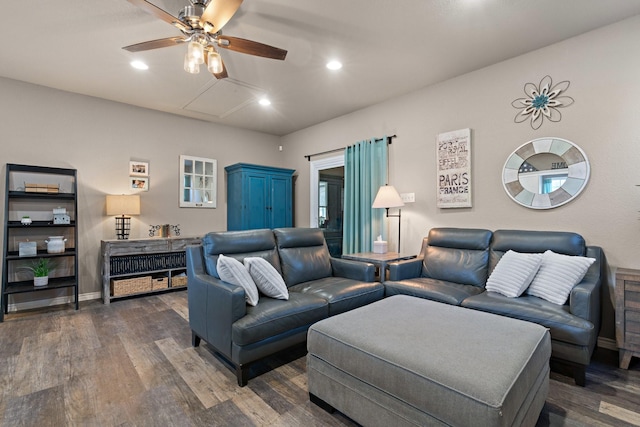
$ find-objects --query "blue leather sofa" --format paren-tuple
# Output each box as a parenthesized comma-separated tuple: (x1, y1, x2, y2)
(385, 227, 604, 386)
(186, 227, 383, 386)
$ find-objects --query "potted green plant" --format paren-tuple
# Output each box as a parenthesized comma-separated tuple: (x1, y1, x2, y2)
(26, 258, 51, 287)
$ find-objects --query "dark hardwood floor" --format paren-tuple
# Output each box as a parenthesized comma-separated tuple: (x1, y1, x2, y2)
(0, 292, 638, 426)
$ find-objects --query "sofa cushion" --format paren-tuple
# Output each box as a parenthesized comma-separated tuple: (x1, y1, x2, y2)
(526, 250, 596, 305)
(485, 250, 543, 298)
(289, 277, 384, 316)
(217, 254, 259, 306)
(461, 291, 595, 347)
(202, 229, 280, 278)
(421, 228, 492, 287)
(232, 292, 328, 346)
(490, 229, 586, 273)
(244, 256, 289, 300)
(385, 277, 484, 306)
(274, 228, 332, 286)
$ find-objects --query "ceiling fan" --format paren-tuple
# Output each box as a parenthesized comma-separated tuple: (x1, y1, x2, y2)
(123, 0, 287, 79)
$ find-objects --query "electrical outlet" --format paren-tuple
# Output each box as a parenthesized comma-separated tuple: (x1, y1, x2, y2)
(400, 192, 415, 203)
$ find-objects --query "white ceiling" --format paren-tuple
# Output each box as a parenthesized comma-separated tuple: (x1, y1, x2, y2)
(1, 1, 639, 136)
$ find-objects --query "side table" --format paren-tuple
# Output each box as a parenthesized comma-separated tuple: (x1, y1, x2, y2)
(342, 252, 416, 280)
(615, 268, 640, 369)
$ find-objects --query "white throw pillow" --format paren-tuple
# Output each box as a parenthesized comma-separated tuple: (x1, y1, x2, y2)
(485, 250, 543, 298)
(217, 254, 259, 306)
(244, 257, 289, 300)
(526, 250, 596, 305)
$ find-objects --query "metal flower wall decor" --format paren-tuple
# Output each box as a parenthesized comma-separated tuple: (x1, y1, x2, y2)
(511, 75, 574, 130)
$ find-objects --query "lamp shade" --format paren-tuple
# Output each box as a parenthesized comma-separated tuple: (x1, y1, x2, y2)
(372, 185, 404, 208)
(106, 194, 140, 216)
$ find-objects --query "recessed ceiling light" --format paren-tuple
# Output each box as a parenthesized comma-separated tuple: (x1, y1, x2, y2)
(326, 60, 342, 71)
(259, 98, 271, 106)
(130, 60, 149, 70)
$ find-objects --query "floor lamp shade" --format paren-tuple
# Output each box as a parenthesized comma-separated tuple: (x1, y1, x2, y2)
(106, 195, 140, 240)
(372, 185, 404, 209)
(372, 185, 405, 252)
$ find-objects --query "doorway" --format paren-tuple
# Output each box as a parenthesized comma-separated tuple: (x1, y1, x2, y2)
(310, 155, 344, 257)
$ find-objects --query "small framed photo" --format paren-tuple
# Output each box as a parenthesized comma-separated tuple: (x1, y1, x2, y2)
(129, 161, 149, 177)
(131, 177, 149, 191)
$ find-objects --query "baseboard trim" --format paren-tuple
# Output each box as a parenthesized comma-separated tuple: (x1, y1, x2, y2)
(6, 291, 102, 313)
(597, 337, 618, 351)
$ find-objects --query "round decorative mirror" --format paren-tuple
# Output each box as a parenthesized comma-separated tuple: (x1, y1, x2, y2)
(502, 137, 589, 209)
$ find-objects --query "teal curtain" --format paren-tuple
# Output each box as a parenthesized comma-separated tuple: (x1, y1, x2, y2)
(342, 138, 388, 254)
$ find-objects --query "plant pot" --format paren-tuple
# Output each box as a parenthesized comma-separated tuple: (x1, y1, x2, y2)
(34, 276, 49, 287)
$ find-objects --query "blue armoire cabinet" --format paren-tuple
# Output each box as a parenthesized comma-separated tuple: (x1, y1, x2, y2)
(225, 163, 295, 231)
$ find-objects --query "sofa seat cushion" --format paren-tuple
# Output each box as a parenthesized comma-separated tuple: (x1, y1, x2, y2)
(232, 292, 328, 346)
(384, 277, 484, 306)
(461, 291, 595, 346)
(289, 277, 384, 316)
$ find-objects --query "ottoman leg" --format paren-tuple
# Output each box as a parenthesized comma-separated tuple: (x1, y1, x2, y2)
(310, 393, 336, 413)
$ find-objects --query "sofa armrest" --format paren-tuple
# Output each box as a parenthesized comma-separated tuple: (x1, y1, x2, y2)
(569, 246, 603, 332)
(330, 257, 375, 282)
(388, 258, 423, 281)
(186, 245, 247, 356)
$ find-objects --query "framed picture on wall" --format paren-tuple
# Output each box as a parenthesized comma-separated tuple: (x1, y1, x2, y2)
(131, 177, 149, 191)
(436, 128, 472, 208)
(129, 161, 149, 177)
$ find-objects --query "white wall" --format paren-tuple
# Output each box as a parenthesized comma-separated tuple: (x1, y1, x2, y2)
(281, 15, 640, 340)
(0, 77, 284, 303)
(283, 15, 640, 268)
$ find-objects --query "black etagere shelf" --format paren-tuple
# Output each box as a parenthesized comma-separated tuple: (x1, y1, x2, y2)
(1, 163, 79, 321)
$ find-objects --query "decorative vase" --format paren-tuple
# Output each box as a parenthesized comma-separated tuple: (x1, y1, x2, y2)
(45, 236, 67, 254)
(34, 276, 49, 287)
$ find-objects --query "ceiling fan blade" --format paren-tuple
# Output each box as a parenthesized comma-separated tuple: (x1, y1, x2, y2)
(217, 36, 287, 60)
(123, 36, 186, 52)
(200, 0, 243, 33)
(126, 0, 191, 32)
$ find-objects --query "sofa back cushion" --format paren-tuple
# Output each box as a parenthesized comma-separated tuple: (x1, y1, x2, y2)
(489, 229, 586, 273)
(202, 229, 280, 278)
(421, 228, 492, 287)
(274, 228, 332, 286)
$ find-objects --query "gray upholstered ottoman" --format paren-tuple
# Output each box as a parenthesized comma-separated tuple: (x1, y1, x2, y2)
(307, 295, 550, 427)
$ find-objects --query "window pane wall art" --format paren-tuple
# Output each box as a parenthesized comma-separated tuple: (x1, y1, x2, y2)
(179, 155, 217, 208)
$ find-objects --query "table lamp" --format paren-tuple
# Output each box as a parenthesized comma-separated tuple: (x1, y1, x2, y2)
(106, 194, 140, 240)
(372, 185, 405, 252)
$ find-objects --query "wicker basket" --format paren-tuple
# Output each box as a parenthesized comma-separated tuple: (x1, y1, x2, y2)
(152, 277, 169, 291)
(111, 276, 152, 296)
(172, 275, 188, 287)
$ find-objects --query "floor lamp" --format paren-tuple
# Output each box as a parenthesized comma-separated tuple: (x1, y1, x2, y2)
(372, 185, 405, 252)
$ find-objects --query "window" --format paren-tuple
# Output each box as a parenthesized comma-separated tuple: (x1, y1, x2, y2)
(318, 181, 328, 227)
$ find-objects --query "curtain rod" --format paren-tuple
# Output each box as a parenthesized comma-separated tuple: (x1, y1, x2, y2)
(304, 135, 397, 161)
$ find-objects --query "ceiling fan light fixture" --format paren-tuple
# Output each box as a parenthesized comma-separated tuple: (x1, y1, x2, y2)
(184, 53, 200, 74)
(207, 50, 223, 74)
(258, 97, 271, 106)
(187, 40, 205, 65)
